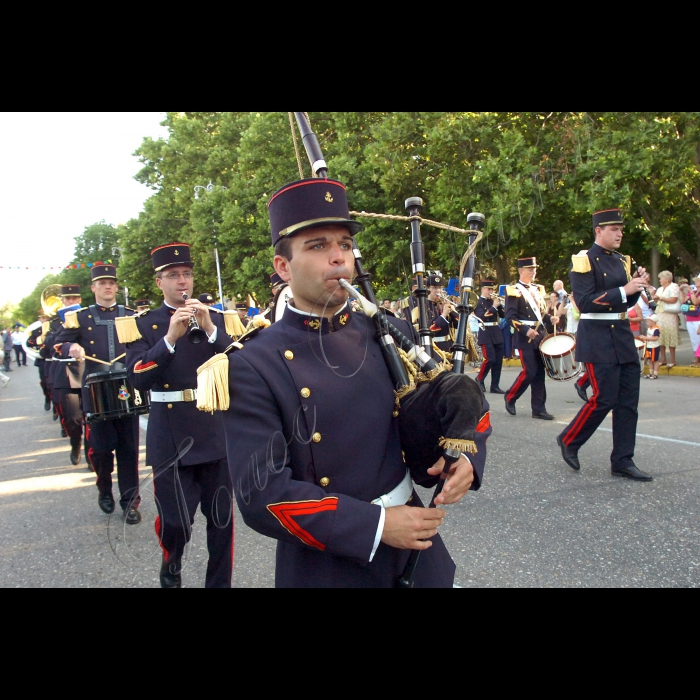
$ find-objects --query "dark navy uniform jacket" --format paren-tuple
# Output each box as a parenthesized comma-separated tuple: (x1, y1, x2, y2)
(223, 305, 490, 589)
(27, 327, 45, 368)
(126, 304, 233, 468)
(45, 318, 83, 390)
(570, 244, 640, 365)
(475, 297, 505, 346)
(55, 305, 135, 411)
(506, 284, 555, 350)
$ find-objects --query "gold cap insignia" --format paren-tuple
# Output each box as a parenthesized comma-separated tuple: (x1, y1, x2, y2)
(174, 250, 180, 256)
(325, 192, 334, 203)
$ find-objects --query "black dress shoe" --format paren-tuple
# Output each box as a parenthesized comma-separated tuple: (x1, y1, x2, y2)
(61, 428, 67, 438)
(123, 507, 142, 525)
(505, 396, 516, 416)
(53, 412, 59, 422)
(612, 466, 654, 482)
(70, 444, 82, 466)
(160, 559, 182, 589)
(98, 493, 115, 515)
(44, 399, 51, 412)
(478, 380, 486, 393)
(557, 436, 581, 471)
(533, 412, 555, 421)
(576, 384, 589, 403)
(490, 387, 506, 395)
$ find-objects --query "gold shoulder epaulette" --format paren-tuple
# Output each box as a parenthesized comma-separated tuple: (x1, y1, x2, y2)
(115, 315, 143, 344)
(411, 307, 420, 324)
(506, 286, 522, 298)
(571, 251, 592, 274)
(196, 324, 267, 414)
(622, 255, 632, 280)
(537, 284, 546, 295)
(63, 308, 83, 329)
(223, 310, 249, 339)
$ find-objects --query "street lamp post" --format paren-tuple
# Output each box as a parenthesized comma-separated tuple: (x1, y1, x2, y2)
(194, 182, 226, 309)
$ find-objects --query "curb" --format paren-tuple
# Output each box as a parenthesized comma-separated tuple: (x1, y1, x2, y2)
(502, 358, 700, 378)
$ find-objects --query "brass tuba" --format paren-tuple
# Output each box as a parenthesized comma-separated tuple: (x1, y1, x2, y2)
(41, 285, 64, 317)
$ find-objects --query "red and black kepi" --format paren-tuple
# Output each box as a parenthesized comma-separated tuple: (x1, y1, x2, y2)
(518, 257, 538, 269)
(151, 243, 195, 272)
(268, 178, 363, 247)
(593, 208, 624, 229)
(481, 279, 496, 289)
(91, 264, 117, 282)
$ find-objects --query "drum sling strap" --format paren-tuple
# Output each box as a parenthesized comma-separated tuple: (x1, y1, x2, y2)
(89, 305, 126, 362)
(517, 283, 544, 325)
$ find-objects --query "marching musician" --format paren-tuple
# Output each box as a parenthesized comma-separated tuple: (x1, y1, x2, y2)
(399, 277, 419, 325)
(235, 302, 250, 328)
(135, 299, 151, 314)
(26, 312, 52, 412)
(55, 265, 141, 524)
(44, 285, 85, 464)
(504, 258, 559, 420)
(220, 178, 490, 588)
(124, 243, 235, 589)
(199, 293, 216, 307)
(557, 209, 653, 481)
(427, 274, 459, 353)
(475, 281, 506, 395)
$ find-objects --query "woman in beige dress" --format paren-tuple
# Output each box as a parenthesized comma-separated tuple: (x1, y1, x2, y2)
(652, 271, 681, 368)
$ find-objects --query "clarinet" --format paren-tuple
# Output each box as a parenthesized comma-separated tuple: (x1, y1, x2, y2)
(451, 213, 486, 374)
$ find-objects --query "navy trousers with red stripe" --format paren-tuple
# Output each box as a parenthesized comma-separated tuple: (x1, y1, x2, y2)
(506, 345, 547, 414)
(154, 458, 233, 589)
(478, 343, 504, 389)
(59, 388, 83, 447)
(559, 362, 640, 471)
(87, 416, 140, 511)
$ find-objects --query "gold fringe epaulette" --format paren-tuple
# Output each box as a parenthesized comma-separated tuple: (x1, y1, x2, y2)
(622, 255, 632, 281)
(41, 321, 51, 338)
(411, 307, 420, 324)
(196, 323, 268, 413)
(115, 316, 142, 344)
(439, 437, 478, 456)
(571, 251, 592, 274)
(506, 286, 522, 298)
(223, 311, 248, 339)
(63, 309, 81, 329)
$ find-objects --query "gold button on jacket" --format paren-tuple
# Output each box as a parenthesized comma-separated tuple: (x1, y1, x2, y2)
(320, 478, 330, 488)
(312, 433, 322, 443)
(301, 388, 311, 399)
(285, 351, 294, 361)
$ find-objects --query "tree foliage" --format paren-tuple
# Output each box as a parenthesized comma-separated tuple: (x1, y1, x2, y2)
(24, 113, 699, 318)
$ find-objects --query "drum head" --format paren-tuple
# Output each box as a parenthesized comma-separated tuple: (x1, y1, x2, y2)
(540, 333, 575, 358)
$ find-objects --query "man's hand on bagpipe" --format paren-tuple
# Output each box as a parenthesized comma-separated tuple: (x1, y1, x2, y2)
(427, 454, 475, 506)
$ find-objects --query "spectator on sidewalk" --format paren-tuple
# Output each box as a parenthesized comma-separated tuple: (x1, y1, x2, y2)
(639, 315, 662, 380)
(2, 328, 13, 372)
(0, 349, 9, 387)
(545, 292, 567, 333)
(652, 271, 682, 369)
(11, 325, 27, 367)
(553, 280, 569, 306)
(681, 276, 700, 366)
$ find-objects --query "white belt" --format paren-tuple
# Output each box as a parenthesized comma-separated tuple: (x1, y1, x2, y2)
(433, 336, 449, 343)
(519, 320, 538, 327)
(482, 322, 500, 327)
(372, 470, 413, 509)
(151, 389, 198, 403)
(580, 313, 628, 321)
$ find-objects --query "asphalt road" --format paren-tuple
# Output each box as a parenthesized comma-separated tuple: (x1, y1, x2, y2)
(0, 354, 698, 588)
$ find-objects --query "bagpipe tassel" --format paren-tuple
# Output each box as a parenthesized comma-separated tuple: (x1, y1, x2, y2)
(439, 437, 478, 456)
(197, 353, 231, 414)
(115, 316, 143, 344)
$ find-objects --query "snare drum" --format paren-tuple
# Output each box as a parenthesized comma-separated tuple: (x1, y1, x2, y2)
(86, 369, 150, 424)
(539, 333, 582, 382)
(635, 339, 646, 362)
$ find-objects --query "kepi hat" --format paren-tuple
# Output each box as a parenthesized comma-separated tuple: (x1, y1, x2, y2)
(151, 243, 195, 272)
(518, 257, 538, 269)
(61, 285, 81, 296)
(91, 264, 117, 282)
(268, 178, 363, 247)
(593, 208, 624, 229)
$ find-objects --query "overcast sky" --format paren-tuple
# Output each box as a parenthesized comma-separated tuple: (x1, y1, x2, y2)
(0, 112, 169, 306)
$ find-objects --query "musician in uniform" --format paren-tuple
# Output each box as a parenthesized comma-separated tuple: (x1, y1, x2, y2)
(45, 285, 85, 463)
(135, 300, 151, 314)
(557, 209, 653, 481)
(426, 274, 459, 354)
(399, 277, 418, 325)
(55, 265, 142, 523)
(504, 258, 560, 420)
(220, 178, 491, 588)
(475, 281, 506, 395)
(124, 243, 235, 589)
(199, 293, 216, 307)
(235, 302, 250, 328)
(26, 312, 52, 412)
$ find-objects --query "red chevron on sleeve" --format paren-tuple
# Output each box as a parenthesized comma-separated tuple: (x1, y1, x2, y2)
(134, 361, 158, 373)
(267, 498, 339, 551)
(593, 294, 610, 306)
(476, 412, 491, 434)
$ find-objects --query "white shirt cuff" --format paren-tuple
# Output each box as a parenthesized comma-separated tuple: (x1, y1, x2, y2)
(164, 338, 176, 354)
(370, 506, 386, 562)
(620, 287, 628, 304)
(207, 327, 218, 344)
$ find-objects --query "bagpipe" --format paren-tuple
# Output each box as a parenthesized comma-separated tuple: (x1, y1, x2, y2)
(290, 113, 487, 588)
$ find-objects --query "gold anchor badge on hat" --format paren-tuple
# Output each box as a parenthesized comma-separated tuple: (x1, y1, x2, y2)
(174, 249, 180, 256)
(325, 192, 334, 203)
